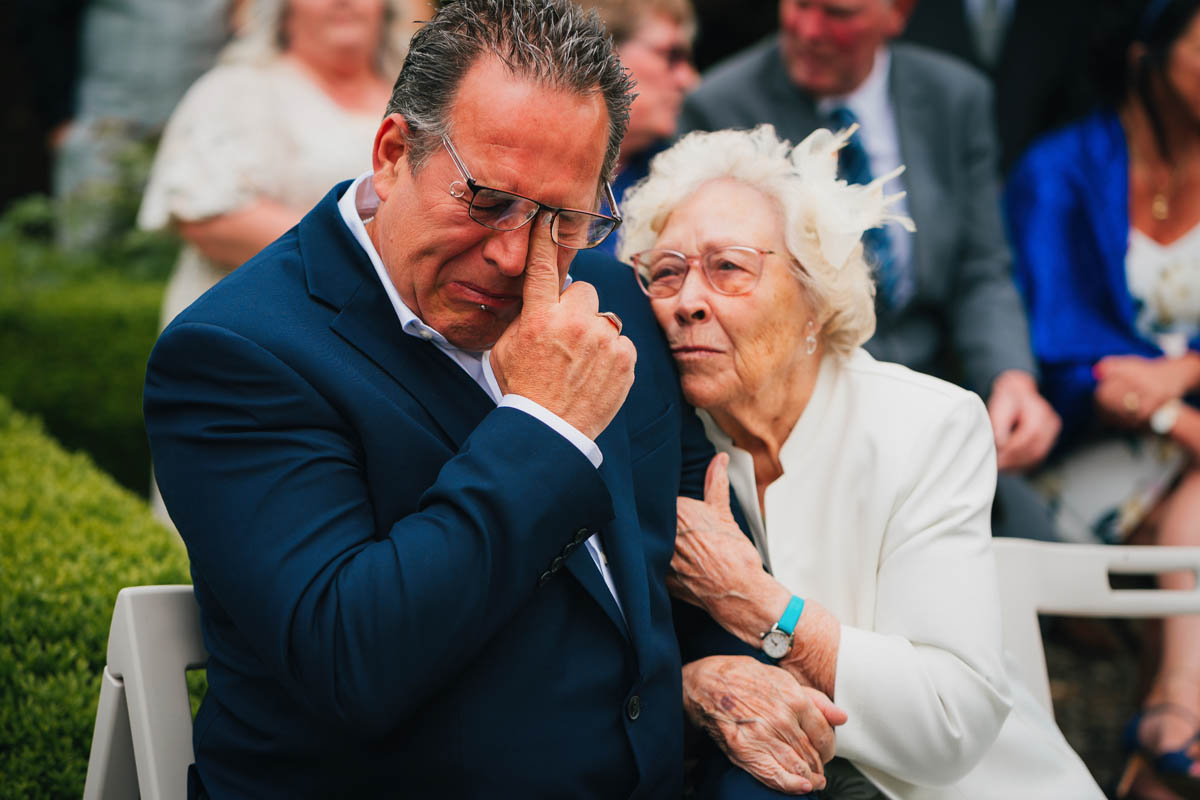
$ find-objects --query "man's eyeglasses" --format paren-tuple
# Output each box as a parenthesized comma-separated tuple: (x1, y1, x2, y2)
(441, 135, 622, 250)
(630, 246, 776, 298)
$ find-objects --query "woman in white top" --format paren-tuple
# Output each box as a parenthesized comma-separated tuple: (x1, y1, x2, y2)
(139, 0, 415, 327)
(141, 0, 414, 525)
(617, 124, 1103, 799)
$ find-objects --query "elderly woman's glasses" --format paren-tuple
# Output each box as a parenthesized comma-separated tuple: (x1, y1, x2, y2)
(441, 135, 622, 250)
(631, 247, 774, 298)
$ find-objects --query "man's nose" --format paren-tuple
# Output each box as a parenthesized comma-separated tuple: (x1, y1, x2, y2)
(482, 224, 533, 278)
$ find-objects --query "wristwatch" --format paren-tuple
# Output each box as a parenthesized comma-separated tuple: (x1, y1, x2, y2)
(1150, 399, 1183, 435)
(761, 595, 804, 661)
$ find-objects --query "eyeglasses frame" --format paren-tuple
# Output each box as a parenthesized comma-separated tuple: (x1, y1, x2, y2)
(630, 246, 779, 298)
(440, 134, 622, 250)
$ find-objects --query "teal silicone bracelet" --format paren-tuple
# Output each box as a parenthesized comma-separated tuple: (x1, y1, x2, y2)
(778, 595, 804, 635)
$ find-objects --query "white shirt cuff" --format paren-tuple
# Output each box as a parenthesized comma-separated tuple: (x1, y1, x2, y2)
(498, 394, 604, 469)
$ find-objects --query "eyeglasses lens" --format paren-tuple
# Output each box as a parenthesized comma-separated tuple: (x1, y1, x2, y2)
(637, 247, 764, 297)
(553, 212, 618, 249)
(469, 188, 538, 230)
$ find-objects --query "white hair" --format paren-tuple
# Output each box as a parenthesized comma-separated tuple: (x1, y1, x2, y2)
(221, 0, 413, 79)
(617, 124, 914, 358)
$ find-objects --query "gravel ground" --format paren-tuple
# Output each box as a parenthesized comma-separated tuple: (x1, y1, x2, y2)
(1044, 618, 1148, 796)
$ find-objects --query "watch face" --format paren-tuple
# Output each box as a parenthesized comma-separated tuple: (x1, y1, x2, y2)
(762, 629, 791, 660)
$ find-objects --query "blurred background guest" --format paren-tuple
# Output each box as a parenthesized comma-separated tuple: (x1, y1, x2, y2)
(139, 0, 411, 330)
(54, 0, 240, 247)
(900, 0, 1098, 175)
(1007, 2, 1200, 795)
(140, 0, 413, 525)
(680, 0, 1063, 542)
(619, 124, 1102, 800)
(576, 0, 699, 257)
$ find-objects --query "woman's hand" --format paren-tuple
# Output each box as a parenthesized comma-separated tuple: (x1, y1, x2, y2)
(683, 655, 848, 795)
(1093, 353, 1200, 427)
(668, 454, 791, 643)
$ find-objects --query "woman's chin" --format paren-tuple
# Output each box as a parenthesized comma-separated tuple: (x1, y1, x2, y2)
(679, 374, 733, 412)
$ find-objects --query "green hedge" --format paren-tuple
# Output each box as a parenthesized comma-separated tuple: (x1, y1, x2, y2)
(0, 397, 195, 798)
(0, 195, 174, 495)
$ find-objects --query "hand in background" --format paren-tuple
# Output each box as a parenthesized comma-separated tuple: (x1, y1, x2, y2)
(683, 655, 847, 795)
(987, 370, 1061, 472)
(1093, 353, 1200, 425)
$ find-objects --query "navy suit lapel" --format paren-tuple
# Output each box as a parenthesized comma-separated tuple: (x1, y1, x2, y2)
(300, 183, 494, 448)
(301, 184, 639, 642)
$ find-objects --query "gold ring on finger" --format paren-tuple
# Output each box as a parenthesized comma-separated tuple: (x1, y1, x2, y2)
(597, 310, 623, 335)
(1123, 392, 1141, 413)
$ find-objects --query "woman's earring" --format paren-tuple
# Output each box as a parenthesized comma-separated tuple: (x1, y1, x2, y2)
(805, 320, 818, 356)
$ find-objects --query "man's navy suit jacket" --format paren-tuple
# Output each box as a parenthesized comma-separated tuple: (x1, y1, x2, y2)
(144, 182, 737, 798)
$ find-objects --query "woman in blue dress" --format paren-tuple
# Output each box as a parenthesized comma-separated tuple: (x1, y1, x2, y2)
(1006, 1, 1200, 796)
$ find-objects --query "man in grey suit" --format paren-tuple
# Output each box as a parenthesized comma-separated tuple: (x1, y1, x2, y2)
(680, 0, 1061, 540)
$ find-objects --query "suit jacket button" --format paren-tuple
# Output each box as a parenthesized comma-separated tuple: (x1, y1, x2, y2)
(550, 556, 565, 572)
(537, 570, 552, 587)
(562, 541, 578, 557)
(573, 528, 592, 545)
(626, 695, 641, 721)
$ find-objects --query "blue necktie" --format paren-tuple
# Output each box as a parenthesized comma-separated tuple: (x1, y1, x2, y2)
(827, 107, 903, 311)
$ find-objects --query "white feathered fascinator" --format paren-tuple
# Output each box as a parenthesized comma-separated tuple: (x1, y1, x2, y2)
(786, 123, 916, 272)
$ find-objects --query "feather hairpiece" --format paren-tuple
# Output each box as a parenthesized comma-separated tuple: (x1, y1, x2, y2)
(786, 124, 915, 272)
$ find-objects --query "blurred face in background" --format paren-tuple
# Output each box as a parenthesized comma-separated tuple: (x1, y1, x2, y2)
(778, 0, 904, 97)
(285, 0, 385, 58)
(618, 13, 699, 159)
(1164, 9, 1200, 123)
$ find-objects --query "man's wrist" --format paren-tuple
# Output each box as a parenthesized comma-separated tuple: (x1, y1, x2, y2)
(991, 368, 1037, 398)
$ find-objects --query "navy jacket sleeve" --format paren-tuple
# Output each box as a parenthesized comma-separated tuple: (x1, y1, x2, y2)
(145, 321, 615, 737)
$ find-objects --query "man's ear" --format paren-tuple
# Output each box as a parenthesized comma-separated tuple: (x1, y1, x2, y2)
(372, 113, 412, 202)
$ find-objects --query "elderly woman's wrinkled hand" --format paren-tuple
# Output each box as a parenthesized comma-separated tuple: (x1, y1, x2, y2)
(668, 455, 786, 639)
(682, 655, 848, 795)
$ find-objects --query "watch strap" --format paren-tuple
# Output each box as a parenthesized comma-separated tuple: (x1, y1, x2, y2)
(777, 595, 804, 635)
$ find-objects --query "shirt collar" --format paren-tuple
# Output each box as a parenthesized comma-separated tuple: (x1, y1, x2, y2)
(336, 171, 458, 348)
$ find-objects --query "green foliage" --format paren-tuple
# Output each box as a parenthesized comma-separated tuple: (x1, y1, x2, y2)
(0, 397, 197, 798)
(0, 194, 175, 494)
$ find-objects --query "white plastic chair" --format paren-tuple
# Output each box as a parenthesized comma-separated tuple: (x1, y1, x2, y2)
(83, 585, 206, 800)
(992, 539, 1200, 714)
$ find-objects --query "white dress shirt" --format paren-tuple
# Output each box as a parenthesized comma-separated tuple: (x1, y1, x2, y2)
(701, 349, 1102, 799)
(816, 49, 914, 282)
(337, 172, 624, 616)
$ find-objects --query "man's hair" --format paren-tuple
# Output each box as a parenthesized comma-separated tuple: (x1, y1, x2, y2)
(386, 0, 634, 182)
(574, 0, 697, 46)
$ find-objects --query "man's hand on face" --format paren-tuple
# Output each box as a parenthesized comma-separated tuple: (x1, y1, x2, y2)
(987, 370, 1061, 473)
(490, 213, 637, 441)
(682, 655, 847, 796)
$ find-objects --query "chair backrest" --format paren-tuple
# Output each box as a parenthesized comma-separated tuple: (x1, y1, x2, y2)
(83, 585, 206, 800)
(992, 539, 1200, 714)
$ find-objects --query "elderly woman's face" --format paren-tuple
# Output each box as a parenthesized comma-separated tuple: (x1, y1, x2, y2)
(648, 179, 815, 411)
(286, 0, 385, 55)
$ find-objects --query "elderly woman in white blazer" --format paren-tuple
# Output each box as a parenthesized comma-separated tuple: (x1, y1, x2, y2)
(618, 125, 1102, 800)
